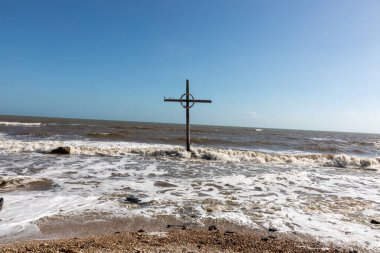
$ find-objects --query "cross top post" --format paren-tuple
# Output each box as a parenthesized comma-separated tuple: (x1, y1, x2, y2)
(164, 79, 212, 151)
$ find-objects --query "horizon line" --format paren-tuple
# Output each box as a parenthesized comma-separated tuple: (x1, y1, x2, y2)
(0, 114, 379, 136)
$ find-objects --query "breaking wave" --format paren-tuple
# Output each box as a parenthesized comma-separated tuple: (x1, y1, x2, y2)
(0, 135, 379, 169)
(350, 140, 380, 147)
(0, 176, 56, 193)
(309, 137, 380, 148)
(0, 121, 42, 127)
(87, 131, 129, 139)
(194, 148, 380, 169)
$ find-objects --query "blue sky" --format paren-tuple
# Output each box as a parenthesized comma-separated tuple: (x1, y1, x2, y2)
(0, 0, 380, 133)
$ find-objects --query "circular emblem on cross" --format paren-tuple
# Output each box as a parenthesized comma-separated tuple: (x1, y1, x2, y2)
(180, 93, 195, 109)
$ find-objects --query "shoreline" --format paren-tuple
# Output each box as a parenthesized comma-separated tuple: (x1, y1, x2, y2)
(0, 215, 366, 253)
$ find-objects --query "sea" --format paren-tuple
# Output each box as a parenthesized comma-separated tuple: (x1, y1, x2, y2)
(0, 115, 379, 250)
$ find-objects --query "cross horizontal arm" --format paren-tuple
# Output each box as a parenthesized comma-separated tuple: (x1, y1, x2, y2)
(194, 99, 212, 103)
(164, 98, 181, 102)
(164, 98, 212, 103)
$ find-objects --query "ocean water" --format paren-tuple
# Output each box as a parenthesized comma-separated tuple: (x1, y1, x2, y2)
(0, 115, 379, 250)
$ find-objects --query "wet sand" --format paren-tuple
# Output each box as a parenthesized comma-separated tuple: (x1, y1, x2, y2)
(0, 214, 361, 253)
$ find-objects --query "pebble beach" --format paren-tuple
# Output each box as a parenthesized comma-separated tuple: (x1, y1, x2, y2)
(0, 217, 355, 253)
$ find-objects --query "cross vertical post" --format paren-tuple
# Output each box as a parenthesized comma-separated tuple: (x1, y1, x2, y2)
(186, 79, 190, 151)
(164, 79, 212, 152)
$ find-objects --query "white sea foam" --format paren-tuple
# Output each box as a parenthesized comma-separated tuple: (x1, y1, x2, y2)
(0, 148, 379, 250)
(0, 192, 98, 241)
(0, 121, 42, 127)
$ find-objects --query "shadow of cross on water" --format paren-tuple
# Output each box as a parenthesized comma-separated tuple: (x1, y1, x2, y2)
(164, 79, 212, 152)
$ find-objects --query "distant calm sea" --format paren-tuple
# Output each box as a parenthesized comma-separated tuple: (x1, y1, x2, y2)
(0, 115, 379, 249)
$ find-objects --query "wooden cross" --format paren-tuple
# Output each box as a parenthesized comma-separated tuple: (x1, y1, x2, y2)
(164, 79, 212, 151)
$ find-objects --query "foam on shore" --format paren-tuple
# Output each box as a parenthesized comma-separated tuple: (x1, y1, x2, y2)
(0, 133, 379, 250)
